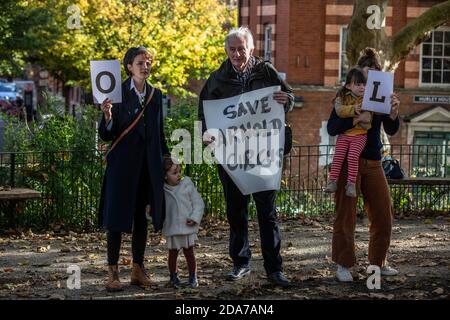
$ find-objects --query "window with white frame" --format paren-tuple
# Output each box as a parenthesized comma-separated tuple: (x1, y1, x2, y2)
(339, 26, 348, 84)
(264, 25, 272, 61)
(413, 131, 450, 177)
(420, 28, 450, 86)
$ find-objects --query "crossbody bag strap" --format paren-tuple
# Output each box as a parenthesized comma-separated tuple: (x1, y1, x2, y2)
(104, 87, 155, 161)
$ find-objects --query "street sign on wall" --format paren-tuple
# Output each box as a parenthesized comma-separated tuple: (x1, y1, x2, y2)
(413, 96, 450, 104)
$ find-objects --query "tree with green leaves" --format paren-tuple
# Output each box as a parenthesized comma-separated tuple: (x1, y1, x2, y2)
(0, 0, 59, 78)
(10, 0, 236, 105)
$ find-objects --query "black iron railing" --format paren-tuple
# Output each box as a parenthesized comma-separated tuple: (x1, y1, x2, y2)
(0, 150, 105, 230)
(0, 144, 448, 231)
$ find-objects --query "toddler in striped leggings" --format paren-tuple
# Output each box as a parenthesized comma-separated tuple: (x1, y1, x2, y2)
(325, 67, 372, 197)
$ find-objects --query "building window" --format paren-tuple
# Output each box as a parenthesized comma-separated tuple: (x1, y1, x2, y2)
(264, 25, 272, 61)
(420, 28, 450, 86)
(339, 26, 349, 84)
(413, 131, 450, 177)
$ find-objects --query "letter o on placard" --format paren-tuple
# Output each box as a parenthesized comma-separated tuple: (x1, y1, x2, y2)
(95, 71, 116, 94)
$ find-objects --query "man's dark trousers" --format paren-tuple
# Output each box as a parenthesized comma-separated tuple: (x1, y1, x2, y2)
(218, 165, 283, 275)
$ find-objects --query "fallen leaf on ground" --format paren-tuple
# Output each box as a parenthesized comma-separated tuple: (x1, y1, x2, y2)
(405, 291, 427, 299)
(292, 294, 309, 299)
(418, 233, 438, 238)
(291, 274, 311, 282)
(432, 288, 444, 295)
(313, 268, 331, 277)
(369, 293, 394, 300)
(32, 262, 51, 267)
(419, 261, 438, 267)
(37, 245, 50, 253)
(16, 292, 30, 298)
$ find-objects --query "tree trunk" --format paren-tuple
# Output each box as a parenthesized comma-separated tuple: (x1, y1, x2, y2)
(347, 0, 391, 70)
(347, 0, 450, 71)
(346, 0, 450, 148)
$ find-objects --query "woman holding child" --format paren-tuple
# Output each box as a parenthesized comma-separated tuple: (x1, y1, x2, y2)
(326, 48, 401, 282)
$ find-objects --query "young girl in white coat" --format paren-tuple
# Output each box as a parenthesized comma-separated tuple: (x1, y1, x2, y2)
(162, 157, 204, 288)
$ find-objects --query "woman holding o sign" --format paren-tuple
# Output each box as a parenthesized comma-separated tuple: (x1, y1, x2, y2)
(98, 46, 169, 292)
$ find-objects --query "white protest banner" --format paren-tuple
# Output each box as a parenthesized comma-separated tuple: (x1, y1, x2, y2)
(362, 70, 393, 114)
(203, 86, 285, 195)
(90, 60, 122, 104)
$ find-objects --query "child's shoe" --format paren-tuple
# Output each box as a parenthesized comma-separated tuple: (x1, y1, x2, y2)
(188, 272, 199, 288)
(345, 182, 357, 197)
(324, 180, 337, 193)
(169, 272, 183, 288)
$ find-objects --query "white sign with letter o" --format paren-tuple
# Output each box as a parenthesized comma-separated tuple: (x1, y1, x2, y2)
(90, 60, 122, 104)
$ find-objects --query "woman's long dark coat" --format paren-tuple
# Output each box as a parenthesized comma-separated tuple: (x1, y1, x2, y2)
(98, 77, 169, 232)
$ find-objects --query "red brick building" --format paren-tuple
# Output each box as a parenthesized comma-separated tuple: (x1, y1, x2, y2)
(238, 0, 450, 162)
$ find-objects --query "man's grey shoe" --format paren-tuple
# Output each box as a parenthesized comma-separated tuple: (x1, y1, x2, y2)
(226, 266, 250, 281)
(267, 271, 291, 288)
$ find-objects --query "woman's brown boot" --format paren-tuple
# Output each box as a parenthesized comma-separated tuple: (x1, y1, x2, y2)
(106, 265, 123, 292)
(130, 263, 152, 287)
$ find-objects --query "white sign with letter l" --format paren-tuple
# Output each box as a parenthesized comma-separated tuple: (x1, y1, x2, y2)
(362, 70, 393, 114)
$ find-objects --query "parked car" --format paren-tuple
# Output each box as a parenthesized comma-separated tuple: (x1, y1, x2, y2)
(0, 82, 18, 102)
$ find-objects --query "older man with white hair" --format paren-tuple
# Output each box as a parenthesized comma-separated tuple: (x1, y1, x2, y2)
(198, 27, 294, 288)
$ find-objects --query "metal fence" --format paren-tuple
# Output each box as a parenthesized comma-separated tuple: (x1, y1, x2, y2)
(0, 150, 105, 230)
(0, 144, 448, 231)
(386, 144, 449, 213)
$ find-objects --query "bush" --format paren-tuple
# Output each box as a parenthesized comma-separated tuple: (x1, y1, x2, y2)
(0, 92, 103, 231)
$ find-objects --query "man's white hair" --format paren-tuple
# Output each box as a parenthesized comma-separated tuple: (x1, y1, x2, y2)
(224, 27, 255, 50)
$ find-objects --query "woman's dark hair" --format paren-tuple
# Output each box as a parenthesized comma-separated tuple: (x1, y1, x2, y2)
(345, 67, 366, 86)
(123, 46, 154, 76)
(357, 47, 382, 71)
(336, 67, 366, 98)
